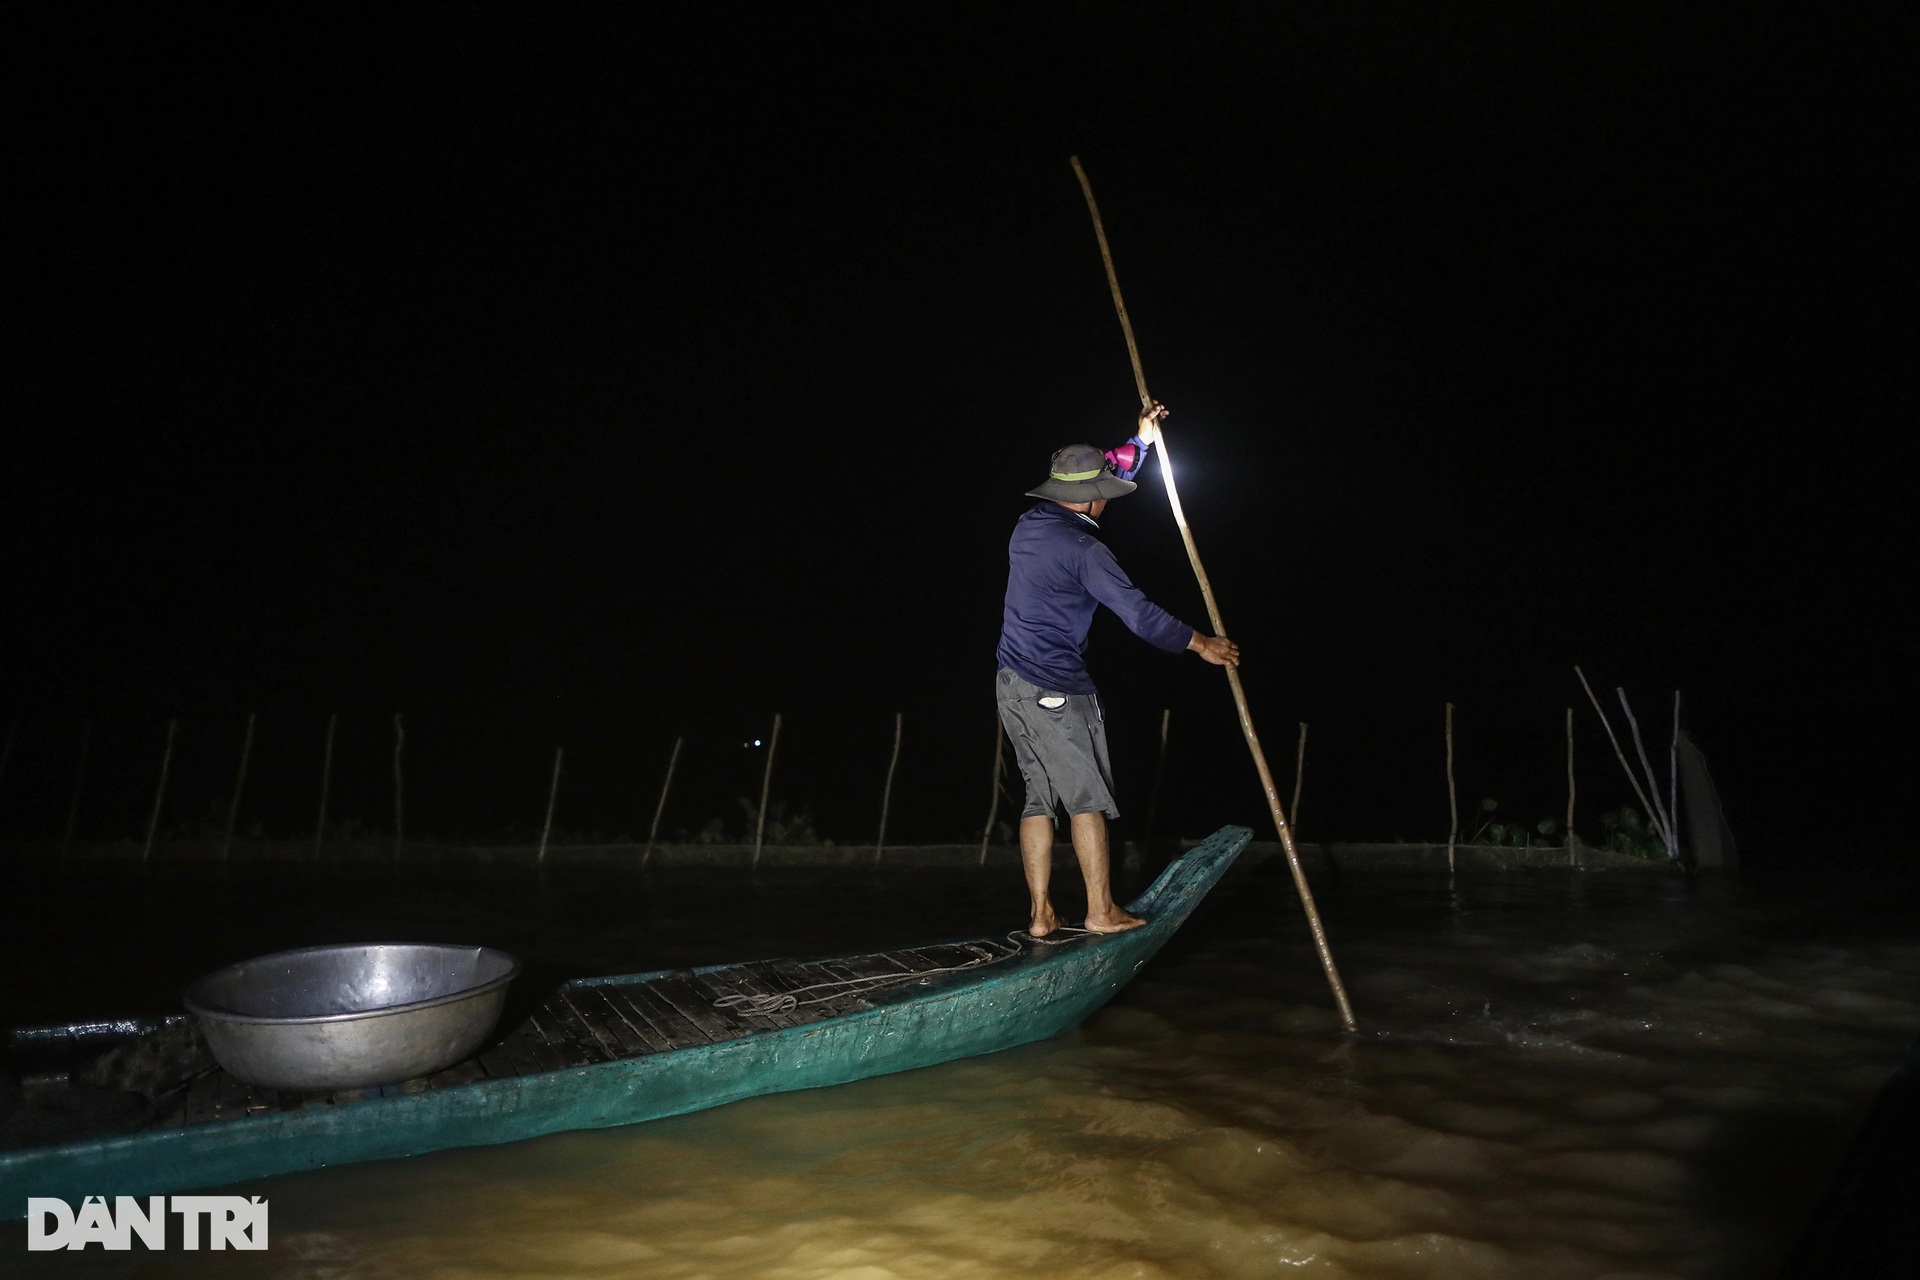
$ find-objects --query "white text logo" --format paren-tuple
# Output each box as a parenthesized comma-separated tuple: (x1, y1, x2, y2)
(26, 1196, 268, 1251)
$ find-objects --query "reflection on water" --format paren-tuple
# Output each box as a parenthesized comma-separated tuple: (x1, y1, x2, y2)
(8, 859, 1919, 1278)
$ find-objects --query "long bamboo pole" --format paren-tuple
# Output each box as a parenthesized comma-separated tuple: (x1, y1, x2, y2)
(1290, 721, 1308, 839)
(63, 721, 91, 858)
(1070, 155, 1356, 1032)
(1445, 703, 1457, 872)
(223, 712, 255, 863)
(0, 719, 16, 794)
(644, 735, 684, 867)
(143, 718, 178, 863)
(752, 713, 781, 867)
(979, 718, 1006, 865)
(1565, 707, 1575, 840)
(1574, 666, 1665, 846)
(875, 712, 903, 864)
(1669, 690, 1681, 856)
(1617, 689, 1676, 858)
(538, 747, 564, 866)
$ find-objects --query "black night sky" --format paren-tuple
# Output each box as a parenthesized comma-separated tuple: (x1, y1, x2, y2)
(7, 5, 1913, 862)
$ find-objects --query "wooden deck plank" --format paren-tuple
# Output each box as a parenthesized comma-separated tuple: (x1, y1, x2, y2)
(644, 973, 742, 1044)
(827, 950, 919, 980)
(770, 954, 918, 1014)
(896, 943, 1007, 982)
(518, 1011, 583, 1072)
(809, 958, 889, 999)
(748, 959, 837, 1019)
(766, 958, 880, 1018)
(595, 983, 690, 1051)
(898, 945, 972, 972)
(476, 1041, 522, 1080)
(527, 1002, 590, 1068)
(487, 1023, 551, 1078)
(732, 964, 825, 1027)
(558, 988, 650, 1059)
(572, 986, 674, 1056)
(540, 994, 622, 1065)
(609, 980, 717, 1050)
(692, 965, 802, 1030)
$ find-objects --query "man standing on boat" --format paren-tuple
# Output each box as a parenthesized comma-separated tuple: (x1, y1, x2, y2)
(997, 403, 1240, 938)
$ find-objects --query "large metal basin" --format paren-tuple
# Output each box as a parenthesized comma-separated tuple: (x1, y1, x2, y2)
(184, 943, 519, 1091)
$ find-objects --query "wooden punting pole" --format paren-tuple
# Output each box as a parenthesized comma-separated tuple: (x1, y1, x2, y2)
(1070, 156, 1357, 1031)
(538, 746, 563, 866)
(752, 713, 781, 868)
(644, 735, 684, 867)
(875, 712, 903, 864)
(144, 718, 178, 864)
(223, 712, 255, 863)
(978, 718, 1006, 866)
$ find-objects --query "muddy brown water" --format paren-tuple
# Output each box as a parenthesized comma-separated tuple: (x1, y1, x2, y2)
(4, 853, 1918, 1278)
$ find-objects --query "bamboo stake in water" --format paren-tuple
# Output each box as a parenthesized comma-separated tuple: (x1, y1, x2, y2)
(313, 712, 337, 859)
(1144, 708, 1171, 858)
(1574, 666, 1666, 848)
(752, 714, 781, 868)
(1445, 703, 1457, 873)
(537, 746, 564, 866)
(1565, 707, 1575, 842)
(223, 713, 256, 863)
(1071, 155, 1357, 1032)
(875, 712, 903, 865)
(1290, 721, 1308, 839)
(1618, 689, 1677, 859)
(392, 713, 405, 857)
(979, 718, 1006, 866)
(0, 719, 16, 795)
(62, 721, 92, 858)
(1669, 690, 1681, 856)
(143, 718, 178, 863)
(644, 735, 684, 867)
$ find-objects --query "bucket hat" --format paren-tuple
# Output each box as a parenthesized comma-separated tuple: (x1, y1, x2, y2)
(1024, 443, 1137, 502)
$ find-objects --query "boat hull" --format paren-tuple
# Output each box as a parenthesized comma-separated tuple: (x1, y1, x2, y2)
(4, 825, 1250, 1212)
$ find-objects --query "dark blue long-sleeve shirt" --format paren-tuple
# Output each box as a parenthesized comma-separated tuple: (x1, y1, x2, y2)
(996, 502, 1194, 694)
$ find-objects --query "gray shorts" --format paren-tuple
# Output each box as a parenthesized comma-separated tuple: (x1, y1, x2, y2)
(995, 667, 1119, 821)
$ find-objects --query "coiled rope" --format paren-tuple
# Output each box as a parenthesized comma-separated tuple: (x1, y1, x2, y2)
(711, 927, 1093, 1017)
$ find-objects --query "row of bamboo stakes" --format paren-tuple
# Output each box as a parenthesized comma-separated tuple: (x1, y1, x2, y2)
(0, 706, 1307, 867)
(3, 685, 1677, 869)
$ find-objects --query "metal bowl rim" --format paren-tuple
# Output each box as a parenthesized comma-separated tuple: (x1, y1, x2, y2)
(182, 941, 521, 1027)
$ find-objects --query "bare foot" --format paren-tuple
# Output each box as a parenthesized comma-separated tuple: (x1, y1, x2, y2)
(1084, 908, 1145, 934)
(1029, 902, 1061, 938)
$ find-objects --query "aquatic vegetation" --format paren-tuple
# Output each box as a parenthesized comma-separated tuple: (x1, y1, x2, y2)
(1467, 798, 1562, 849)
(1464, 796, 1666, 859)
(1599, 806, 1669, 860)
(690, 798, 830, 846)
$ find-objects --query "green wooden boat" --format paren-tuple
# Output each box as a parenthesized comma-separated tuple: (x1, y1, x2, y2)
(3, 825, 1250, 1215)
